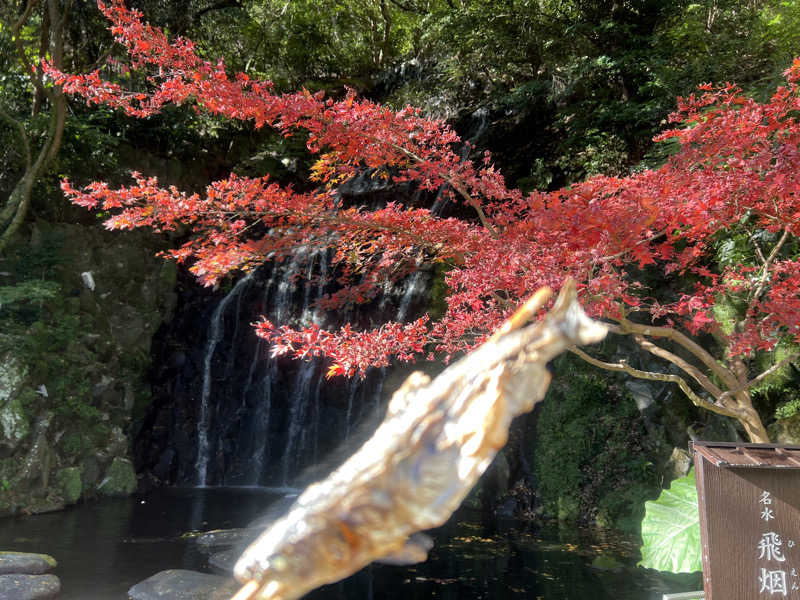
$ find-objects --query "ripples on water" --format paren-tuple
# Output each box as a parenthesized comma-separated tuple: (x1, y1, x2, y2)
(0, 487, 701, 599)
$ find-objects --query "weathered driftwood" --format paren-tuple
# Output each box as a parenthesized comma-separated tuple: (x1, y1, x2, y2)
(231, 280, 607, 600)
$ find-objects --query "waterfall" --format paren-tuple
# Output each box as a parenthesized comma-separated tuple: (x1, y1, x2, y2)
(146, 146, 456, 488)
(177, 241, 408, 488)
(195, 272, 256, 487)
(280, 251, 328, 483)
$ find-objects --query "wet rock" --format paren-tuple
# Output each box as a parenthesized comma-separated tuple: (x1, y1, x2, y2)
(55, 467, 82, 505)
(195, 529, 252, 551)
(770, 414, 800, 445)
(0, 355, 29, 453)
(105, 427, 129, 459)
(0, 552, 56, 575)
(97, 457, 137, 496)
(207, 549, 239, 573)
(666, 447, 692, 480)
(24, 497, 64, 515)
(16, 414, 53, 490)
(194, 529, 260, 573)
(80, 456, 101, 496)
(127, 569, 238, 600)
(590, 554, 624, 571)
(0, 573, 60, 599)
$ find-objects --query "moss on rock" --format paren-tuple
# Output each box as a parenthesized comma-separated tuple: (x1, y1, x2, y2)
(0, 356, 29, 452)
(0, 222, 176, 512)
(56, 467, 82, 505)
(532, 356, 663, 533)
(97, 457, 137, 496)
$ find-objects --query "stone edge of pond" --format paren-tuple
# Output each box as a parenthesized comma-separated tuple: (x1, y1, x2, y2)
(127, 569, 239, 600)
(0, 551, 60, 600)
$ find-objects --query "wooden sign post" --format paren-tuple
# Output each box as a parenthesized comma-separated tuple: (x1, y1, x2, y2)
(693, 441, 800, 599)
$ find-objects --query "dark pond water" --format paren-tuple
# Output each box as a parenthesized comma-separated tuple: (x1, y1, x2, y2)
(0, 487, 701, 599)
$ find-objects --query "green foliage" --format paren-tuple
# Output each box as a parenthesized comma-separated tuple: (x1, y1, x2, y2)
(639, 470, 702, 573)
(652, 0, 800, 98)
(533, 357, 660, 532)
(0, 230, 66, 326)
(60, 432, 93, 458)
(754, 341, 799, 394)
(97, 457, 136, 496)
(191, 0, 430, 91)
(55, 467, 82, 504)
(775, 398, 800, 421)
(427, 263, 451, 321)
(0, 229, 105, 458)
(0, 280, 59, 311)
(760, 346, 800, 424)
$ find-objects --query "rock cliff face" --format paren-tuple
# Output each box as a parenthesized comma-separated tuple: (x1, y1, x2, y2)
(0, 222, 176, 515)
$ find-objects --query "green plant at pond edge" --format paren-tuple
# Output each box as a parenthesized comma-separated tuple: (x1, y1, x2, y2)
(639, 470, 702, 573)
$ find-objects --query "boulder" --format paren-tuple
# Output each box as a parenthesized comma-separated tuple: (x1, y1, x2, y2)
(194, 529, 252, 551)
(665, 446, 693, 480)
(771, 414, 800, 445)
(0, 553, 56, 576)
(0, 574, 60, 600)
(55, 468, 82, 505)
(127, 570, 238, 600)
(207, 549, 239, 573)
(0, 356, 29, 453)
(97, 457, 137, 496)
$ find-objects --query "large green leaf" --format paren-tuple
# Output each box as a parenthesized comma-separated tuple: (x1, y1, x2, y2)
(639, 470, 702, 573)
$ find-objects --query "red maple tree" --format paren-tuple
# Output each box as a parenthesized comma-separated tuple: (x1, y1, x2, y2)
(45, 0, 800, 442)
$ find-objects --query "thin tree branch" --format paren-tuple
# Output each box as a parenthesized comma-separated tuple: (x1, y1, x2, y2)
(193, 0, 243, 22)
(608, 318, 740, 391)
(569, 346, 741, 419)
(387, 0, 427, 14)
(719, 352, 800, 403)
(388, 142, 499, 238)
(750, 227, 790, 304)
(631, 334, 725, 399)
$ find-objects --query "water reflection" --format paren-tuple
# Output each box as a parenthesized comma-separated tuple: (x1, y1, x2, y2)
(0, 488, 701, 599)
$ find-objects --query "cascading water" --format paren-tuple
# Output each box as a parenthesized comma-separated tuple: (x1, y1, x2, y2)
(139, 109, 490, 488)
(196, 272, 256, 486)
(149, 233, 433, 489)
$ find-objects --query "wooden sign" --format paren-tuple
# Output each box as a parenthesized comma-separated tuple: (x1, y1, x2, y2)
(694, 441, 800, 599)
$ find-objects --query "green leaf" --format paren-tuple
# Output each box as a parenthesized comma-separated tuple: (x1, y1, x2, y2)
(639, 470, 702, 573)
(0, 280, 59, 307)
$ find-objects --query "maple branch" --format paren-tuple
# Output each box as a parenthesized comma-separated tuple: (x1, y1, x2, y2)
(595, 228, 667, 264)
(388, 142, 499, 238)
(631, 334, 725, 399)
(608, 318, 740, 391)
(569, 346, 740, 419)
(449, 179, 499, 238)
(750, 227, 790, 304)
(748, 227, 767, 265)
(264, 206, 463, 257)
(718, 352, 800, 403)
